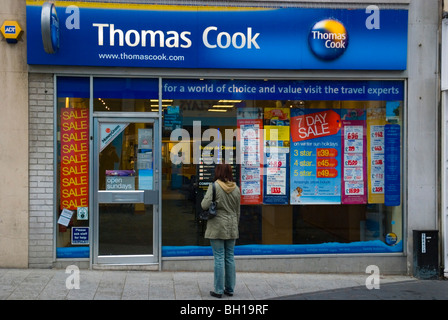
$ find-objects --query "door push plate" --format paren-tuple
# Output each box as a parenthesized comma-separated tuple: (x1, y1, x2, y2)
(98, 190, 158, 204)
(98, 190, 144, 203)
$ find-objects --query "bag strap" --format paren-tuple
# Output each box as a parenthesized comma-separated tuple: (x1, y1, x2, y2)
(212, 182, 216, 201)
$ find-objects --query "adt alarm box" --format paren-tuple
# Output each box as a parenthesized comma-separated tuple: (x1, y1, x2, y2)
(413, 230, 439, 279)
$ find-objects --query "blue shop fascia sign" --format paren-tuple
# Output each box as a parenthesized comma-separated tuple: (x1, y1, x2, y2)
(26, 2, 408, 70)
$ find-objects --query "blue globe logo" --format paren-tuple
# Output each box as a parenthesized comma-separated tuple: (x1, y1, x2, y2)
(308, 19, 348, 61)
(385, 233, 398, 246)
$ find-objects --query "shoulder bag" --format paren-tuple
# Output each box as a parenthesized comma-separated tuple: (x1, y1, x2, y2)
(200, 182, 217, 220)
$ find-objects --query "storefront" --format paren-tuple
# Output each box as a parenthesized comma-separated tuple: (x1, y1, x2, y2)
(23, 0, 440, 274)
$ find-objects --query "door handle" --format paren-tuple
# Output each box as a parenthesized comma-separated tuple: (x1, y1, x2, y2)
(98, 190, 144, 203)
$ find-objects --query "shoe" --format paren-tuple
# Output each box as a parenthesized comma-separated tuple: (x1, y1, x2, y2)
(224, 290, 233, 296)
(210, 291, 222, 298)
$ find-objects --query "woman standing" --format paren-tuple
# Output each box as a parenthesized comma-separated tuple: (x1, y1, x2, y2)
(201, 163, 241, 298)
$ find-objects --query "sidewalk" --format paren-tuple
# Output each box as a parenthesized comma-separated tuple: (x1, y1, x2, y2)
(1, 267, 445, 300)
(275, 278, 448, 300)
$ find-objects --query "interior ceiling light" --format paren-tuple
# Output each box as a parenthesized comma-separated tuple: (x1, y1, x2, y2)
(218, 100, 242, 103)
(98, 98, 110, 110)
(212, 105, 234, 108)
(150, 99, 173, 103)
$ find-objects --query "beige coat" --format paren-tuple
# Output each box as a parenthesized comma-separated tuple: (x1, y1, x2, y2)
(201, 179, 241, 240)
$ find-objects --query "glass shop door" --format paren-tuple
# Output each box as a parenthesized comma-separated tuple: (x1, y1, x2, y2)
(93, 117, 159, 265)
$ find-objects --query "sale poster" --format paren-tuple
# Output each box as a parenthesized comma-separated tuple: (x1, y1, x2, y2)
(341, 117, 367, 204)
(238, 118, 263, 204)
(60, 108, 89, 210)
(290, 109, 342, 204)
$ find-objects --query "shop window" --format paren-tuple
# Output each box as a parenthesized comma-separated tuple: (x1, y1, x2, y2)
(161, 79, 404, 256)
(56, 77, 90, 258)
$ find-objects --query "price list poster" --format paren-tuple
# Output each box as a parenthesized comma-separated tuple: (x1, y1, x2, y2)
(367, 108, 386, 203)
(341, 109, 367, 204)
(60, 108, 89, 211)
(238, 113, 263, 205)
(263, 107, 290, 205)
(290, 109, 342, 204)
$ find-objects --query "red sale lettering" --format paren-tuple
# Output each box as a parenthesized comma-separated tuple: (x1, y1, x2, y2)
(347, 132, 359, 139)
(372, 146, 383, 152)
(266, 108, 288, 120)
(268, 160, 283, 167)
(346, 160, 358, 166)
(61, 108, 88, 121)
(372, 131, 383, 138)
(373, 159, 383, 165)
(270, 187, 282, 194)
(60, 108, 89, 210)
(373, 187, 383, 193)
(291, 110, 341, 142)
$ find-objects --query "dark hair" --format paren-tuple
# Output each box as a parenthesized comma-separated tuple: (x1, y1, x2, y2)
(214, 163, 234, 182)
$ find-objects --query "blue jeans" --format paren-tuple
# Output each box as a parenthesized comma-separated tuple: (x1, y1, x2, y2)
(210, 239, 236, 295)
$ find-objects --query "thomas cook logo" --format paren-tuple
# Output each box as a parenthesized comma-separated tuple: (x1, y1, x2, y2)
(308, 19, 348, 61)
(41, 2, 60, 54)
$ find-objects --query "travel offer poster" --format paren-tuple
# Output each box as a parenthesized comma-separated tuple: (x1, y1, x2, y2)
(384, 102, 401, 206)
(341, 109, 367, 204)
(290, 109, 342, 204)
(384, 124, 401, 206)
(263, 107, 290, 204)
(366, 108, 386, 203)
(237, 109, 263, 205)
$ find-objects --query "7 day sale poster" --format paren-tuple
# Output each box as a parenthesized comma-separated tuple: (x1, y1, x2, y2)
(290, 109, 342, 204)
